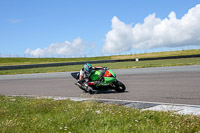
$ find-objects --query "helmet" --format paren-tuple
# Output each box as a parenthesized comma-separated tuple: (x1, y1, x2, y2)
(84, 63, 92, 73)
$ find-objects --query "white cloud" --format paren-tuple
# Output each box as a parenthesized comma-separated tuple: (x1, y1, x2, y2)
(102, 4, 200, 53)
(25, 37, 86, 57)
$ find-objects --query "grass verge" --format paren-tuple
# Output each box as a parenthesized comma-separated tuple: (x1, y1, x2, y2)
(0, 49, 200, 66)
(111, 49, 200, 60)
(0, 57, 112, 66)
(0, 57, 200, 75)
(0, 96, 200, 132)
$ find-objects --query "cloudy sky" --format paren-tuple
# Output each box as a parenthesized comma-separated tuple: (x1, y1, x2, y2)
(0, 0, 200, 57)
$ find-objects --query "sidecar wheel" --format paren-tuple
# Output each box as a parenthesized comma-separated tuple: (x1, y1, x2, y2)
(113, 81, 126, 92)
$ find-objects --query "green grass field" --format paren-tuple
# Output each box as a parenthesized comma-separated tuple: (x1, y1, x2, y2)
(0, 57, 200, 75)
(0, 49, 200, 75)
(112, 49, 200, 60)
(0, 49, 200, 66)
(0, 96, 200, 133)
(0, 56, 112, 66)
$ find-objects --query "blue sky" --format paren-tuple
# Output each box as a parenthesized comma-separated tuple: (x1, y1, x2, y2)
(0, 0, 200, 57)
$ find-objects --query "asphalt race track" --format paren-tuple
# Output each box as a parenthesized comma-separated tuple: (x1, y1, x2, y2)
(0, 65, 200, 105)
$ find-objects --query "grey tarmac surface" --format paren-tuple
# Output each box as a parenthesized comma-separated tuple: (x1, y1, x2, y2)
(0, 65, 200, 105)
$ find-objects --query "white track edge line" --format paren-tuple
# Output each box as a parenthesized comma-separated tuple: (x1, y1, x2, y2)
(7, 94, 200, 108)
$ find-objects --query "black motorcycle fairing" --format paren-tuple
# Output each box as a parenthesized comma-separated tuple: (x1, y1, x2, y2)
(71, 72, 80, 80)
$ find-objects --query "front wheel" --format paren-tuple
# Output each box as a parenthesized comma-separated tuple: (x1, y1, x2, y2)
(113, 81, 126, 92)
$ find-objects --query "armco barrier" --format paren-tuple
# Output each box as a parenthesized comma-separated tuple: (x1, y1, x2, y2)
(0, 54, 200, 70)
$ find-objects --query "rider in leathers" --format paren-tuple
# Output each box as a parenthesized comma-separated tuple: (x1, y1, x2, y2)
(75, 63, 107, 93)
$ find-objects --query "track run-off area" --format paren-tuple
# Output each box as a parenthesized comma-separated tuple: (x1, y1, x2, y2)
(0, 65, 200, 115)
